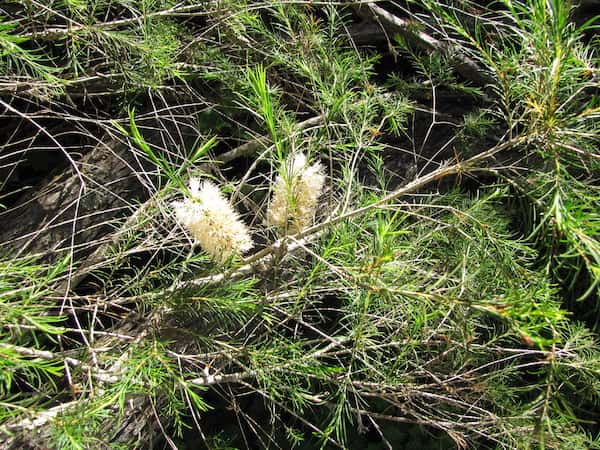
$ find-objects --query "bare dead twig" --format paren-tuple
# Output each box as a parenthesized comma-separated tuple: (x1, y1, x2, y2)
(353, 3, 494, 86)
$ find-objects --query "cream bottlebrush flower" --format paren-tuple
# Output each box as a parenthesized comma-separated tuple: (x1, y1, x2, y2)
(173, 179, 253, 263)
(266, 152, 325, 235)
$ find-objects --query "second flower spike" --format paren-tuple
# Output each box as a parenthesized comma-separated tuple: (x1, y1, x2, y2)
(266, 152, 325, 235)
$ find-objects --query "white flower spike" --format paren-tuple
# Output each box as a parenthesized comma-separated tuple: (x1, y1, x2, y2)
(173, 179, 253, 263)
(267, 152, 325, 235)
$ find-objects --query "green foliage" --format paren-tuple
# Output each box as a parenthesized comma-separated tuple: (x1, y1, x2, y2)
(1, 1, 599, 449)
(240, 64, 289, 160)
(114, 109, 217, 191)
(0, 256, 69, 423)
(416, 0, 599, 303)
(0, 19, 62, 94)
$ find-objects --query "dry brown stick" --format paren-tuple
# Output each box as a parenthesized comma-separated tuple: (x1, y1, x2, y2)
(19, 3, 216, 41)
(0, 343, 120, 385)
(353, 3, 495, 86)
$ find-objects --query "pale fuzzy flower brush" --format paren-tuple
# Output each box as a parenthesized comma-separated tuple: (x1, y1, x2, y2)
(267, 152, 325, 235)
(173, 179, 253, 263)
